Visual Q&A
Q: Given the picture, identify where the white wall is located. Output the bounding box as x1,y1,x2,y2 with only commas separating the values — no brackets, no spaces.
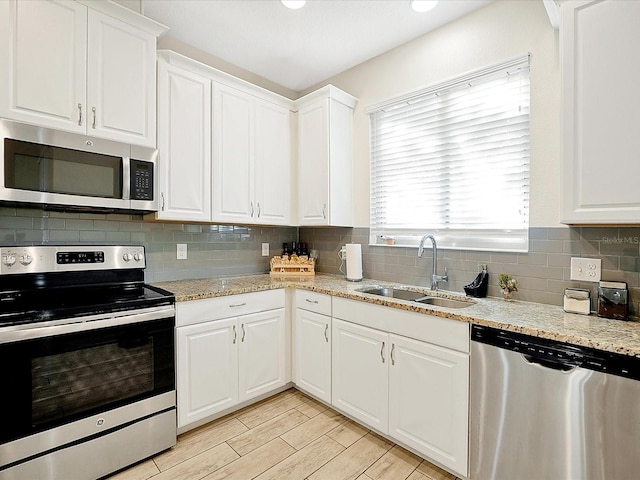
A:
302,0,561,228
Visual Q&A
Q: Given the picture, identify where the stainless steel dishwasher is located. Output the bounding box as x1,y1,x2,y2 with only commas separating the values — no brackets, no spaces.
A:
470,324,640,480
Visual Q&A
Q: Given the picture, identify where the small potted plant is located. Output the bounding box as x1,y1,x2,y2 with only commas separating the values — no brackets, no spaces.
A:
498,273,518,300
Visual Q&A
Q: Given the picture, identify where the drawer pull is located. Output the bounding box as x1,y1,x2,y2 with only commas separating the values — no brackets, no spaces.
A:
241,324,246,342
78,103,83,126
232,325,237,344
391,343,396,366
381,341,385,363
305,299,319,304
324,324,329,342
229,302,247,308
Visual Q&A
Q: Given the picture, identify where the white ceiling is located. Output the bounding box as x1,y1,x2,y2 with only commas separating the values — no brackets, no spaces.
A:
141,0,493,92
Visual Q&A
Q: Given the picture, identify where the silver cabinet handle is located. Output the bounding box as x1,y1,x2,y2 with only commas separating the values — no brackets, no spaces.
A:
391,343,396,366
91,106,96,129
322,203,327,219
241,324,246,342
257,202,261,218
161,192,165,211
305,299,319,304
324,324,329,342
381,341,385,363
229,302,246,308
78,103,83,126
250,202,254,217
232,325,237,344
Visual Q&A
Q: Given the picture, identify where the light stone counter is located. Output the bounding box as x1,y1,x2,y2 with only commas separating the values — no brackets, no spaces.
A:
154,273,640,358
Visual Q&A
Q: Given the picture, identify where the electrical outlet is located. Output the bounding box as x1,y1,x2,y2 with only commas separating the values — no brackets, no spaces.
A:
176,243,187,260
261,243,269,257
570,257,601,282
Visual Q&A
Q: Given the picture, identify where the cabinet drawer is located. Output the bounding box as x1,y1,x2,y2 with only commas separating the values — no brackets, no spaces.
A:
295,290,332,316
176,289,285,327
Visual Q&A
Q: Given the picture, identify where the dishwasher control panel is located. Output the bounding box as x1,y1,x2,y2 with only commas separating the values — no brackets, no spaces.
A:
472,324,640,381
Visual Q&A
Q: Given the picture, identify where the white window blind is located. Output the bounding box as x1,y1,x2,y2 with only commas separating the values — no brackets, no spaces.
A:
368,56,530,252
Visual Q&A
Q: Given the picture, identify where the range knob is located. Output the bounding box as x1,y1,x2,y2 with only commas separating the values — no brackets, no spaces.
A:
122,253,132,262
133,252,144,262
19,254,33,266
3,254,16,267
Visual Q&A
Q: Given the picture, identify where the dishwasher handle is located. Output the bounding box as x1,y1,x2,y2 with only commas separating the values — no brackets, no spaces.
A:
522,354,577,372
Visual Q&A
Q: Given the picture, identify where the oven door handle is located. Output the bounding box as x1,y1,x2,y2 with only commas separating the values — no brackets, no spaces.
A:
0,305,175,344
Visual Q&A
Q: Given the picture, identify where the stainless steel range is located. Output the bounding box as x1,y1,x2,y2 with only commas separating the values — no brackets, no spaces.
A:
0,245,176,480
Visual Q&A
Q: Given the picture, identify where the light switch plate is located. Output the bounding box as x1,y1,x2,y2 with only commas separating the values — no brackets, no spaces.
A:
570,257,601,282
261,243,269,257
177,243,187,260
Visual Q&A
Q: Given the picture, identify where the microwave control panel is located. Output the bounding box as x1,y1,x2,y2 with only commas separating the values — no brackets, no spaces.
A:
130,159,153,201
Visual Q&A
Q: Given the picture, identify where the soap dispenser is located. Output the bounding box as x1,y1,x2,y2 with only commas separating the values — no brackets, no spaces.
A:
464,266,488,298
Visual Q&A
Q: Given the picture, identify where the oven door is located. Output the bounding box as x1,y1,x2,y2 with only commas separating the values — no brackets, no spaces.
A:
0,306,175,470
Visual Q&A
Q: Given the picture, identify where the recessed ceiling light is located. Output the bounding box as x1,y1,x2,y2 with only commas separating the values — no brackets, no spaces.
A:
411,0,439,13
281,0,306,9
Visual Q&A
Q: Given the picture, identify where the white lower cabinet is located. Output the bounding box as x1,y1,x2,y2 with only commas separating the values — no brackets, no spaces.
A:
331,297,469,477
175,288,469,477
294,291,333,403
177,318,238,427
332,318,389,433
239,309,286,402
388,334,469,476
176,290,286,430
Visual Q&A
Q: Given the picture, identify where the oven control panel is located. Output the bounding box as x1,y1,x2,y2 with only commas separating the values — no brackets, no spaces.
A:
0,246,146,274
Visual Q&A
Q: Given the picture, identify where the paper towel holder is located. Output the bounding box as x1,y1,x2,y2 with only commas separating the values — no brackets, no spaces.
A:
339,244,363,282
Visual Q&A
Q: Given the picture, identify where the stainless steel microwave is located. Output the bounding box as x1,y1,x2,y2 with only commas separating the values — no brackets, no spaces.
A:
0,119,157,212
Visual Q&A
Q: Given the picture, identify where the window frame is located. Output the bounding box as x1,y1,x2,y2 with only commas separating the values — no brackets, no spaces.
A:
367,55,531,253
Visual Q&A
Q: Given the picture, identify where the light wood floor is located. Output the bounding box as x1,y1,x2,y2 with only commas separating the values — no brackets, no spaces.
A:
109,388,460,480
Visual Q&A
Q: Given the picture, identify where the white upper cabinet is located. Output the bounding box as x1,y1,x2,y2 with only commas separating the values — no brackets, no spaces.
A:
86,8,157,146
0,0,87,133
254,99,291,224
156,55,211,221
212,82,291,225
561,0,640,223
295,85,357,226
212,83,254,224
0,0,165,147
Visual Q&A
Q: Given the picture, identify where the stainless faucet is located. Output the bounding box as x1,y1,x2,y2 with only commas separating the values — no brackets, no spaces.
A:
418,234,448,291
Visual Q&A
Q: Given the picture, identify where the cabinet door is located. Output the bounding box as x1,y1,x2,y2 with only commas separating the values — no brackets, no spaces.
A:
176,318,238,428
212,83,254,223
297,101,330,225
332,318,388,433
156,61,211,221
87,9,156,146
294,309,331,403
254,99,291,225
561,0,640,223
388,334,469,477
0,0,86,132
238,309,286,402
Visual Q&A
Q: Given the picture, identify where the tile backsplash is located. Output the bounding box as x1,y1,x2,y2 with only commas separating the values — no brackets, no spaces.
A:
2,206,639,315
0,207,297,282
300,226,640,316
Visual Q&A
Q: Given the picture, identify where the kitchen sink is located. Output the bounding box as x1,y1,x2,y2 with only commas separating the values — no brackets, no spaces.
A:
357,287,426,301
357,287,474,309
414,297,473,309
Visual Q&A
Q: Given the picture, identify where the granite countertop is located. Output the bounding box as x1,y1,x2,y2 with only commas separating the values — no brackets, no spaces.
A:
153,273,640,358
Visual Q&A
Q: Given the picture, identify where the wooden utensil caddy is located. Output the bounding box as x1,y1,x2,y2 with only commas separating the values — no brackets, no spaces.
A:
269,255,315,276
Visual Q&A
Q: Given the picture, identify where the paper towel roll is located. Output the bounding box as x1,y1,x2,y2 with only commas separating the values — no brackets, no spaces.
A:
346,243,363,281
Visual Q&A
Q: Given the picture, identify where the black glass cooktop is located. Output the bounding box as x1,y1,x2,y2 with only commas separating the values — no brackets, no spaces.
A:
0,274,174,327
